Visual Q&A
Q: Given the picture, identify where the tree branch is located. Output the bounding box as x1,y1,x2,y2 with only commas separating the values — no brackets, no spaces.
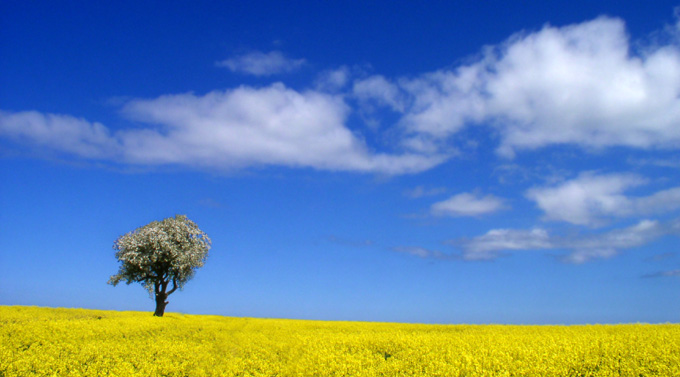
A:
167,277,179,296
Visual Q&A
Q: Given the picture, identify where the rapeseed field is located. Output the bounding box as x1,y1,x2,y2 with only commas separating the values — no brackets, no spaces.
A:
1,306,678,376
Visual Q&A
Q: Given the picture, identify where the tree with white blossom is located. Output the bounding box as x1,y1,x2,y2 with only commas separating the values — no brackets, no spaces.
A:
109,215,211,316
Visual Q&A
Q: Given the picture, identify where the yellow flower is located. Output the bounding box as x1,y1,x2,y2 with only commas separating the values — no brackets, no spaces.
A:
1,306,679,376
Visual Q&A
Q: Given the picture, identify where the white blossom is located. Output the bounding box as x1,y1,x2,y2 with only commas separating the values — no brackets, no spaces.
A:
109,215,211,302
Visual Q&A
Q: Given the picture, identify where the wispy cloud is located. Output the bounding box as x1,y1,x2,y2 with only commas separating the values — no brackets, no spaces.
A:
217,51,306,76
353,75,406,112
452,228,552,261
644,252,677,262
642,269,680,278
628,157,680,169
404,185,447,199
526,172,680,226
315,66,351,92
430,192,507,217
0,111,119,159
392,246,452,260
198,198,223,209
451,218,680,263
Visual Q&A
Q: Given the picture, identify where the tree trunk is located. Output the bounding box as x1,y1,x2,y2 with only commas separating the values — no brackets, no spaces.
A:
154,294,168,317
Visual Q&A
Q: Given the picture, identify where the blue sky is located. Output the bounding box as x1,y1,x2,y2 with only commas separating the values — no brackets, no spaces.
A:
1,0,679,324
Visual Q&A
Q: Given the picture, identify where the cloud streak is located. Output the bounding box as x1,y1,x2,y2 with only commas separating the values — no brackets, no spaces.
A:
451,218,680,263
404,185,447,199
392,246,452,260
526,172,680,226
642,269,680,278
217,51,306,76
430,192,507,217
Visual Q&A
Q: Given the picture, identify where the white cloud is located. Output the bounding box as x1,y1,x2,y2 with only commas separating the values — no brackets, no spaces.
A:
6,15,680,175
629,156,680,169
0,111,119,159
315,66,351,92
455,218,678,263
643,269,680,278
0,84,446,174
119,84,358,169
404,185,447,199
485,17,680,157
217,51,306,76
392,246,449,259
634,187,680,215
526,172,680,226
366,16,680,157
454,228,552,260
526,172,646,226
561,219,665,263
430,192,507,217
398,67,488,138
353,75,406,112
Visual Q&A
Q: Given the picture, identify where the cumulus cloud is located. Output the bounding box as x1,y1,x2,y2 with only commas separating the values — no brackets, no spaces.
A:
526,172,680,226
0,84,447,174
217,51,306,76
359,16,680,157
452,218,679,263
430,192,507,217
481,17,680,157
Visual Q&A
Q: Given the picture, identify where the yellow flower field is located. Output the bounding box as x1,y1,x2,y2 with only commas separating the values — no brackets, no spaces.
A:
1,306,678,376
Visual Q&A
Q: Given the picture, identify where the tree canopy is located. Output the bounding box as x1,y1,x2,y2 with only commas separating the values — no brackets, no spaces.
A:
109,215,211,316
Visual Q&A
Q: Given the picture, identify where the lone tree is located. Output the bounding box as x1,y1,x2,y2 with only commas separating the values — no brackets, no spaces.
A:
109,215,211,316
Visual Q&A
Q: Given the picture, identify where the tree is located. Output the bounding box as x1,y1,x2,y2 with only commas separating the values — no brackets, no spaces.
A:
109,215,211,316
